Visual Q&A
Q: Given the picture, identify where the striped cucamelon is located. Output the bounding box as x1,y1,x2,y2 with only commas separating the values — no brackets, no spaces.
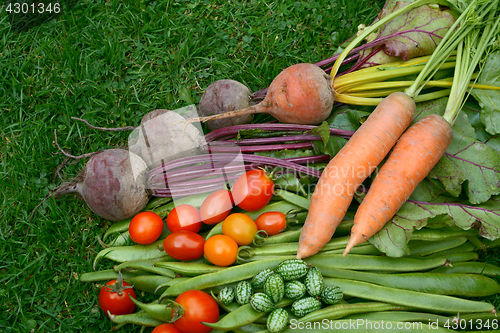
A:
291,297,322,317
235,281,253,305
251,268,274,288
305,266,324,297
267,308,289,333
284,280,307,299
321,285,343,304
276,259,309,281
218,286,235,305
250,292,275,313
264,273,285,303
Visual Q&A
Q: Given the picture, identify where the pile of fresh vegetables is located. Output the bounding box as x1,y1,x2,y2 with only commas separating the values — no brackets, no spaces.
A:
51,0,500,331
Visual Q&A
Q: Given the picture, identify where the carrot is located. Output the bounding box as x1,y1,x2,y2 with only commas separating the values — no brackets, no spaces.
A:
296,92,416,259
343,114,453,255
190,63,334,125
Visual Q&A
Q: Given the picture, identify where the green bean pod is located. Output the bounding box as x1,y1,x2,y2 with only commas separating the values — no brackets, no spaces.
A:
160,257,294,299
345,310,451,327
423,242,475,258
114,259,176,277
125,275,172,294
315,266,500,297
274,189,310,210
205,222,224,240
304,254,447,272
93,239,171,269
426,251,479,263
483,238,500,249
322,244,381,255
430,262,500,276
129,297,181,322
297,302,412,323
155,277,192,294
323,277,495,313
410,228,479,241
145,197,173,211
80,269,149,282
203,298,294,331
243,201,303,220
408,237,467,256
233,323,267,333
108,311,164,327
450,312,499,329
155,262,227,276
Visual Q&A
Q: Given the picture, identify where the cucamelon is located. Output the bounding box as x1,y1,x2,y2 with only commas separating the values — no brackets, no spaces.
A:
304,266,323,297
321,285,343,305
250,292,275,313
218,286,235,305
251,268,274,288
275,259,309,281
264,273,285,303
284,280,306,299
235,280,253,305
267,308,289,333
291,297,322,317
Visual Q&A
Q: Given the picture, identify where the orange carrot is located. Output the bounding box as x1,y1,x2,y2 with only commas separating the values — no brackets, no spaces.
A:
343,114,453,256
296,92,416,259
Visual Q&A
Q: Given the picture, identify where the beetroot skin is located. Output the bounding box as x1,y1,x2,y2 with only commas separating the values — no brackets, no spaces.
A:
76,149,150,221
198,79,253,131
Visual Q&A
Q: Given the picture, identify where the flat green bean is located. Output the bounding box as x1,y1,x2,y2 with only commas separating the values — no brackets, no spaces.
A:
203,298,294,331
411,228,479,241
483,238,500,249
243,201,303,220
426,251,479,263
205,222,223,240
345,311,450,327
450,312,499,329
109,311,164,327
155,277,192,294
322,244,381,255
408,237,467,256
233,323,267,333
274,189,310,210
323,277,495,313
467,236,486,250
264,229,302,245
160,257,294,298
430,262,500,276
80,269,149,282
145,197,172,210
304,254,447,272
93,239,171,269
298,302,412,323
114,259,176,277
130,297,176,322
316,266,500,297
423,242,475,258
155,262,227,276
125,275,172,294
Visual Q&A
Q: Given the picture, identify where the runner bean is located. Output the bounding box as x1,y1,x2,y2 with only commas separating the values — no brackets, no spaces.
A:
125,275,172,294
430,262,500,276
304,254,447,272
129,297,176,322
160,257,295,299
323,277,495,313
408,237,467,256
344,311,450,327
79,269,148,282
274,189,310,210
427,251,479,263
410,228,479,241
316,266,500,297
108,311,164,327
154,262,227,276
243,201,303,220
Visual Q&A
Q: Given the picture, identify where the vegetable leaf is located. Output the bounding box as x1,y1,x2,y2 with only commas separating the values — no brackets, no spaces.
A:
370,195,500,257
360,2,456,63
471,52,500,135
306,121,330,146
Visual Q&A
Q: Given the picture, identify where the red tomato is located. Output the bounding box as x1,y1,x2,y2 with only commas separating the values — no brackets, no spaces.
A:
173,290,219,333
167,204,202,233
98,275,137,317
222,213,258,246
255,211,287,236
200,189,234,225
152,323,182,333
129,211,164,245
163,230,205,261
231,169,274,211
204,234,238,267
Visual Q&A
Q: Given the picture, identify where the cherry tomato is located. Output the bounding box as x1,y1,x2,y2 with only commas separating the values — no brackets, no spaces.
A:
173,290,219,333
204,234,238,267
200,189,234,225
98,273,137,317
163,230,205,261
152,323,182,333
231,169,274,211
255,211,287,236
222,213,258,246
167,204,202,233
129,211,164,245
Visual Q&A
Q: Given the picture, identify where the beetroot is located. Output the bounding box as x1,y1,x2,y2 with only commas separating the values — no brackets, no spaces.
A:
128,109,204,169
190,63,334,125
198,79,253,131
57,149,150,221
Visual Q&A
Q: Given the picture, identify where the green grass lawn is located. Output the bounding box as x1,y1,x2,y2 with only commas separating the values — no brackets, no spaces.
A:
1,0,498,332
